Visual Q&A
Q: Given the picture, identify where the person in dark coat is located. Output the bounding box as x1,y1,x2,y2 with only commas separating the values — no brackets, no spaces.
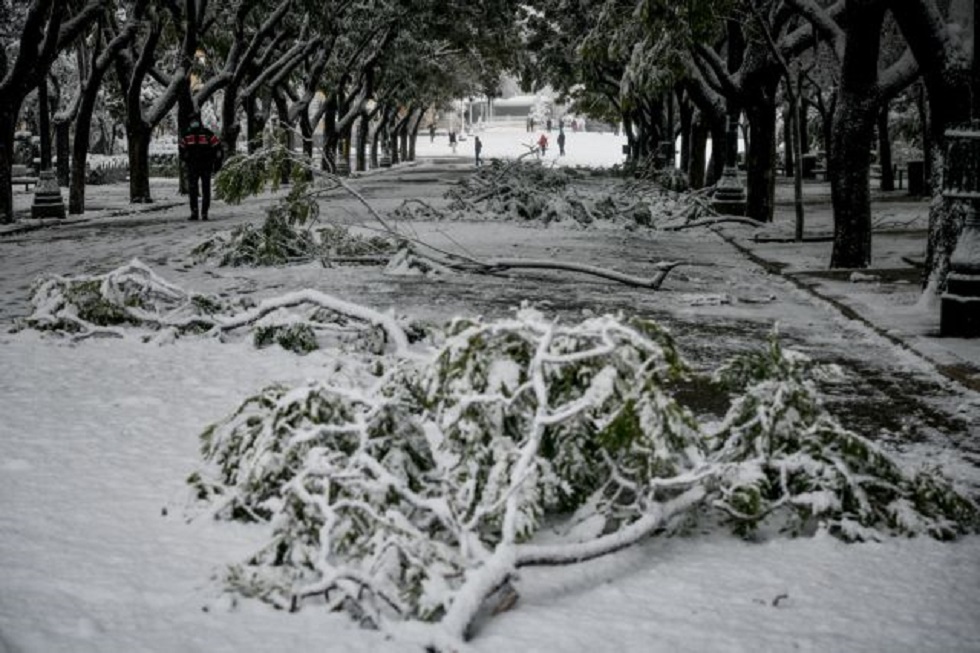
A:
557,128,566,156
179,113,223,221
474,136,483,167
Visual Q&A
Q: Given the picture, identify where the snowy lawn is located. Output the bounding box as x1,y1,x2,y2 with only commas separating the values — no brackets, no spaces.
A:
1,127,979,652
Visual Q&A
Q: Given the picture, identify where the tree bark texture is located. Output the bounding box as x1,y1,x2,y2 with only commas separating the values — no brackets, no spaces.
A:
69,61,108,214
126,123,152,203
829,0,888,269
55,119,70,186
689,117,708,190
783,104,794,177
877,105,894,191
38,79,52,170
892,0,974,290
0,104,16,223
744,87,779,223
355,112,369,171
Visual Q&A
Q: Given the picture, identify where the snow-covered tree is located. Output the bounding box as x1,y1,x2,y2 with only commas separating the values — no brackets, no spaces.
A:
0,0,103,223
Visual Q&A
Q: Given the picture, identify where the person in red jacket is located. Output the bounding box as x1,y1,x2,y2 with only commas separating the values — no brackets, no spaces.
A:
538,133,549,157
179,113,223,221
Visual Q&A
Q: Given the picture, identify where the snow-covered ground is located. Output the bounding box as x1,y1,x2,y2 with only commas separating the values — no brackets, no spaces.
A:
1,126,978,652
415,121,629,168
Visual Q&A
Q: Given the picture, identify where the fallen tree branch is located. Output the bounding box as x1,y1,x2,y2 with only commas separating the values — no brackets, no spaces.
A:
402,247,682,290
212,288,418,358
752,234,833,243
664,216,766,231
516,486,707,567
432,485,707,645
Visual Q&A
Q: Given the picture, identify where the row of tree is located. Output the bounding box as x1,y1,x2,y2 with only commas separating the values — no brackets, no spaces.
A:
1,0,975,292
521,0,977,291
0,0,523,222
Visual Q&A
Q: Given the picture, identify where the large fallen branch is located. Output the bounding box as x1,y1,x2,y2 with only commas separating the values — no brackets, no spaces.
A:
664,216,766,231
434,252,680,289
212,288,417,358
24,260,423,358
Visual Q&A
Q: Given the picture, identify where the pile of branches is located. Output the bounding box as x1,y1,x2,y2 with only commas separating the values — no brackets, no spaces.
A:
191,214,396,268
188,304,978,647
390,159,722,229
20,259,419,355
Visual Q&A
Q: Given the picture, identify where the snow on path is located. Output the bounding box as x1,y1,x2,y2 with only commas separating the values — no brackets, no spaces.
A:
0,333,400,653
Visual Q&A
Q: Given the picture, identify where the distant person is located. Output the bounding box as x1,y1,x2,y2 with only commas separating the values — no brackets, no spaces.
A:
449,131,457,154
429,123,436,142
538,133,548,157
474,136,483,167
179,112,223,221
557,128,566,156
546,118,552,132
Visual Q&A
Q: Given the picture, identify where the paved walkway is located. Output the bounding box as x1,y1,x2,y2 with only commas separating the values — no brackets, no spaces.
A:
2,165,977,466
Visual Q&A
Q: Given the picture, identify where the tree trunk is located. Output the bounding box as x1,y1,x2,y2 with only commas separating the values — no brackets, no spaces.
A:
69,63,107,215
390,127,400,165
126,122,153,203
829,0,888,269
877,104,894,191
322,105,337,172
399,124,408,162
915,82,932,195
274,93,290,185
706,115,726,185
55,119,70,186
38,79,52,170
789,71,806,241
783,104,794,177
355,112,369,171
689,116,708,190
371,113,385,168
623,115,637,163
408,108,424,161
221,82,242,156
0,102,16,223
891,0,974,290
300,112,314,160
246,96,268,154
68,107,92,214
678,92,693,176
744,94,778,223
799,97,811,154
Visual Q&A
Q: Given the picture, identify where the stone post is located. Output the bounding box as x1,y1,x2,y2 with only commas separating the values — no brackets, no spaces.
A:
31,169,66,219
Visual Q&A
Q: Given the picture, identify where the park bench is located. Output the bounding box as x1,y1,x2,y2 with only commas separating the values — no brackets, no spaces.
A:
11,164,38,191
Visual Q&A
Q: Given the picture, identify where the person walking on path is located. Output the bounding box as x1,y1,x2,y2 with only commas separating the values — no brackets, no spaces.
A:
429,123,436,142
474,136,483,167
537,133,548,157
557,128,566,156
179,113,223,221
449,131,458,154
